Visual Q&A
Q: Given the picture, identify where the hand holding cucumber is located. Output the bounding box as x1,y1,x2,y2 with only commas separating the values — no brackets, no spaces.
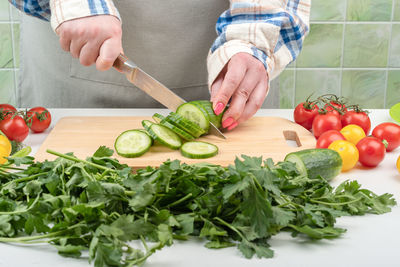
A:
210,52,269,130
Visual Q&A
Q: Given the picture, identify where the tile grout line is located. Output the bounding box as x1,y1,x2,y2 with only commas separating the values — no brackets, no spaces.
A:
339,0,348,98
8,3,18,105
292,59,297,108
383,0,396,108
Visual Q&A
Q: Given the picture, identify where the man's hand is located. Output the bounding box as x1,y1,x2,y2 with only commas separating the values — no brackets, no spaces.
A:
56,15,122,71
211,53,269,130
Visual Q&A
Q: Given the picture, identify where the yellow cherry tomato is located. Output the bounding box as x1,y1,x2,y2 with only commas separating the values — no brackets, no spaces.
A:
0,135,12,156
397,155,400,173
328,140,359,172
0,145,9,164
340,124,366,145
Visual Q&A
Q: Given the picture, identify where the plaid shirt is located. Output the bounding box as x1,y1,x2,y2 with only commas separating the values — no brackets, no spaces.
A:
9,0,310,86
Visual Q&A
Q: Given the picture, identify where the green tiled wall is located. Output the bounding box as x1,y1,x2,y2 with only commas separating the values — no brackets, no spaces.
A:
282,0,400,109
0,1,399,109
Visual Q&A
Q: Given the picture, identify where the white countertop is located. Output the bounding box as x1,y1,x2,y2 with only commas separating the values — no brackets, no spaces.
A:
1,109,399,267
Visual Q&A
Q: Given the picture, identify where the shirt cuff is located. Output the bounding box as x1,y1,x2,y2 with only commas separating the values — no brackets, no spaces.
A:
50,0,121,31
207,40,274,88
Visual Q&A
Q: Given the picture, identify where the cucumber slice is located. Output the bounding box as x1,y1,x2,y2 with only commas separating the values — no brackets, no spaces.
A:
165,112,205,138
180,141,218,159
190,100,224,129
176,103,210,132
159,120,196,141
114,130,152,158
142,120,182,150
284,149,342,181
152,113,166,124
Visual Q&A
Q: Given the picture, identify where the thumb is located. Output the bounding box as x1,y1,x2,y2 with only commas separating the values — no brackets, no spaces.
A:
96,37,123,71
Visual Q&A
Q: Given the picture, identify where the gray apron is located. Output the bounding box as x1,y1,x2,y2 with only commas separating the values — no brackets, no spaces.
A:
19,0,279,108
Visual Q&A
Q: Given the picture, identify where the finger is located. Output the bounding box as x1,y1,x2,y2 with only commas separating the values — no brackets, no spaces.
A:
70,38,86,58
236,80,269,125
221,69,261,128
59,31,71,52
79,40,102,66
96,37,122,71
212,58,247,114
210,74,224,102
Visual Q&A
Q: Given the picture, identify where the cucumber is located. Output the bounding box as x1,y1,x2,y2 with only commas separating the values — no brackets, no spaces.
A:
160,120,196,141
190,100,224,129
114,130,152,158
165,112,205,138
152,113,165,124
180,141,218,159
176,103,210,132
284,149,342,181
142,120,182,150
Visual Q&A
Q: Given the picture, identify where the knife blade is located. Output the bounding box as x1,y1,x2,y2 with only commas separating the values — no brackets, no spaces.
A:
113,54,226,139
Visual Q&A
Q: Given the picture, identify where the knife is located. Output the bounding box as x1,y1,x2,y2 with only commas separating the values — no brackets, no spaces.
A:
113,54,226,139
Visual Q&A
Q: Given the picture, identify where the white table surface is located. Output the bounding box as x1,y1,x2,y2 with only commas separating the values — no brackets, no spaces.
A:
1,109,399,267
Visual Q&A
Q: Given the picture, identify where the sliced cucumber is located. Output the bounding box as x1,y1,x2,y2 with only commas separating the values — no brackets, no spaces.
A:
190,100,224,129
176,103,210,133
165,112,205,138
142,120,182,150
152,113,166,124
114,130,152,158
159,120,196,141
180,141,218,159
284,149,342,181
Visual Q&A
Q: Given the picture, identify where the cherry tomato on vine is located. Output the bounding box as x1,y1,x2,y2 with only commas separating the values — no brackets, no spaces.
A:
341,110,371,135
312,112,342,139
26,107,52,133
328,140,359,172
324,102,347,117
356,137,386,167
316,130,345,149
0,103,17,119
372,122,400,152
0,115,29,142
294,102,319,130
340,124,366,145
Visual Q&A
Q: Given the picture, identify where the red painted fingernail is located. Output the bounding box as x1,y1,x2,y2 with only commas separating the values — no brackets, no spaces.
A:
214,102,225,115
227,122,238,131
222,117,234,128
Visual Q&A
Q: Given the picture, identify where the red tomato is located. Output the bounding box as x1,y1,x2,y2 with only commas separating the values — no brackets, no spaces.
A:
372,122,400,152
26,107,52,133
0,103,17,119
356,137,386,167
312,113,342,139
341,110,371,135
0,115,29,142
324,102,347,117
294,102,319,130
316,130,345,149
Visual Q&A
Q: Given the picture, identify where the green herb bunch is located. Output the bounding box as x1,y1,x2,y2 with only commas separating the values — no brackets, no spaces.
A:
0,147,396,266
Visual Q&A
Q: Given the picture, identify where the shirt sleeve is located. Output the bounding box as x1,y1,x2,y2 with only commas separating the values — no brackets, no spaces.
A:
207,0,310,86
8,0,120,30
49,0,121,31
8,0,51,21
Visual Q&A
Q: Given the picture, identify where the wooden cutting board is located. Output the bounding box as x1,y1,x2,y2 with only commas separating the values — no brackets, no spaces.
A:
35,116,316,169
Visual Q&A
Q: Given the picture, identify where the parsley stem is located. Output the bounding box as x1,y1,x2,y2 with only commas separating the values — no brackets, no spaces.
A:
0,223,85,243
0,166,25,171
1,172,48,189
140,235,149,252
214,217,246,241
310,197,363,206
167,193,193,208
46,149,116,173
126,242,164,267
